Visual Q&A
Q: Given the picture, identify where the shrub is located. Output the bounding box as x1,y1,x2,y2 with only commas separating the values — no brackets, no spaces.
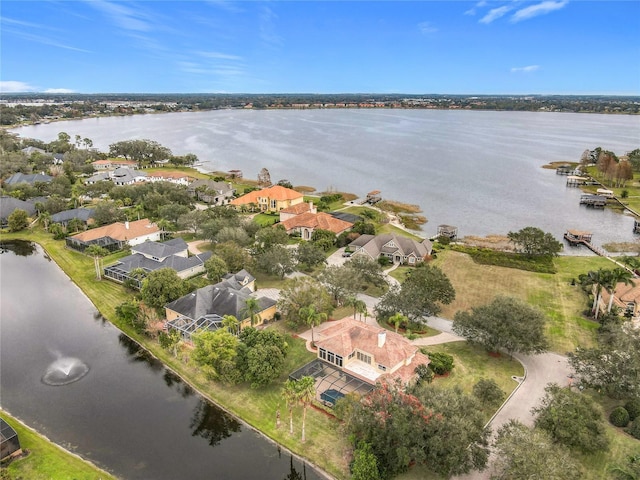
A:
625,398,640,421
427,351,455,375
610,407,631,427
628,420,640,440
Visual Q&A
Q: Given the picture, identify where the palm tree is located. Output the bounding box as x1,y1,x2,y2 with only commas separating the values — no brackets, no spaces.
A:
222,314,240,336
605,268,635,313
39,211,51,232
299,305,327,347
297,376,316,443
355,299,368,322
85,245,109,280
389,312,407,333
241,297,261,327
580,268,611,320
282,379,298,435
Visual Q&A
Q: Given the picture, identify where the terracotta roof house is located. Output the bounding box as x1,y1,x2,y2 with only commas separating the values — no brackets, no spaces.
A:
187,179,235,205
279,201,315,221
349,234,433,266
598,281,640,325
65,219,161,252
280,211,353,240
0,196,37,227
3,172,53,186
103,238,212,288
230,185,303,212
165,273,277,340
313,318,430,385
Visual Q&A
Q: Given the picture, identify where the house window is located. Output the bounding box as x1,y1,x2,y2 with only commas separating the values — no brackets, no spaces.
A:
348,351,355,360
319,348,343,367
270,200,277,209
357,352,371,364
378,364,387,372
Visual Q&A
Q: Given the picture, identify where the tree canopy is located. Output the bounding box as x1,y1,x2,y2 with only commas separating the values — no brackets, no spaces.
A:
375,264,455,323
277,277,333,328
452,296,548,356
140,268,189,309
532,383,609,454
507,226,562,257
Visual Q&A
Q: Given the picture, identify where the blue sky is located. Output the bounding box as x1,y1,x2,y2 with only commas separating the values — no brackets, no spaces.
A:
1,1,639,95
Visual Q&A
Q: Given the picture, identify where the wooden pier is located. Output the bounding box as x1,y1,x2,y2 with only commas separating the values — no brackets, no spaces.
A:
566,175,590,187
564,230,605,256
436,224,458,240
556,165,573,175
580,194,607,208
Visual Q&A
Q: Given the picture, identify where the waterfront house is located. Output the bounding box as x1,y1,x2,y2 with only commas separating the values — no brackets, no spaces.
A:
230,185,303,213
0,196,37,227
0,418,22,462
91,159,138,170
349,233,433,265
50,207,95,228
146,171,193,186
280,210,353,239
66,218,161,252
103,238,212,288
312,318,430,385
187,179,235,205
598,282,640,325
165,272,277,341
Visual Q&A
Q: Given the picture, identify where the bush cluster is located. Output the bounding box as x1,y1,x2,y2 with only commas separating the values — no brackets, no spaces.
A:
609,406,630,427
426,351,455,375
450,245,557,274
625,398,640,421
628,420,640,440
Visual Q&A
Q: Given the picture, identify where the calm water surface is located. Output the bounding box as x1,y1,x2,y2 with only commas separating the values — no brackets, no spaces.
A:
12,109,640,245
0,242,323,480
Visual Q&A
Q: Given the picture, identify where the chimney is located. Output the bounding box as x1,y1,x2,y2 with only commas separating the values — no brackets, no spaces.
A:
378,331,386,348
125,221,130,230
309,201,317,214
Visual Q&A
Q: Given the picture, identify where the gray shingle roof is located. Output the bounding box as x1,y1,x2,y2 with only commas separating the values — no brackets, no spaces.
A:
0,196,37,221
4,172,53,186
51,208,95,224
132,238,187,259
166,273,276,321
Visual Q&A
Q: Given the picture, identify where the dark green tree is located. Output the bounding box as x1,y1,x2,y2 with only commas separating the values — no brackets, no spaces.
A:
532,383,609,454
507,226,562,257
492,420,583,480
453,296,548,356
7,209,29,232
140,268,189,309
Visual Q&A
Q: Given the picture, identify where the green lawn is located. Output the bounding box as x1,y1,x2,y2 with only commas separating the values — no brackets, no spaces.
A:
0,410,117,480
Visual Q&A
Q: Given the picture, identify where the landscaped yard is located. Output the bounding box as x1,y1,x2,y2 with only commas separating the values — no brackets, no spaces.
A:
0,409,116,480
432,250,611,353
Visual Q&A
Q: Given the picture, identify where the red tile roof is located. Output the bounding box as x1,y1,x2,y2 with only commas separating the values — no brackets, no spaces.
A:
231,185,303,205
280,212,353,234
69,219,160,242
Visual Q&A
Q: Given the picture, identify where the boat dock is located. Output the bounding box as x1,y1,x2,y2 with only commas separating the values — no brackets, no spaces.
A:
580,194,608,208
563,230,606,256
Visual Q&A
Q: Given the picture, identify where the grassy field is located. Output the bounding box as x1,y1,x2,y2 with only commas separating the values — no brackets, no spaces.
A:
0,410,117,480
432,250,611,353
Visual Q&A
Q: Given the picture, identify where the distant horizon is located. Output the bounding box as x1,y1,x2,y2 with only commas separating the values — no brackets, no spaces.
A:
2,1,638,96
2,92,639,98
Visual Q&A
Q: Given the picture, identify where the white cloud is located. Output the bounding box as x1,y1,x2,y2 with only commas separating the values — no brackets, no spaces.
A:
89,0,152,32
45,88,75,93
511,1,568,22
197,51,243,61
0,81,37,93
511,65,540,73
418,21,438,34
465,1,487,16
480,6,512,24
259,6,283,47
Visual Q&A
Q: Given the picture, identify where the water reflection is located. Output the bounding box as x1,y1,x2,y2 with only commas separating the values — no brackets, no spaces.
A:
283,454,307,480
163,370,194,399
0,240,36,256
189,399,242,446
117,333,163,373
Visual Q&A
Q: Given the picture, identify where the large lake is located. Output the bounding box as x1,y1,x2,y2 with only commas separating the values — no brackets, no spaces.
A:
0,242,324,480
12,109,640,246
